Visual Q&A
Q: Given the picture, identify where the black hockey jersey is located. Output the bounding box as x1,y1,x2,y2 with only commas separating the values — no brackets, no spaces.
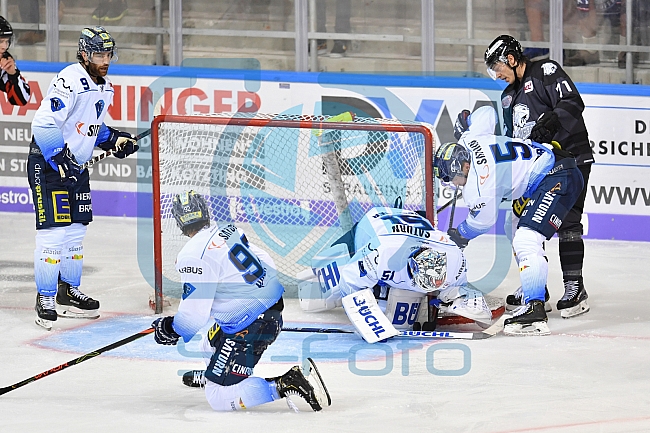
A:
501,59,594,165
0,52,31,106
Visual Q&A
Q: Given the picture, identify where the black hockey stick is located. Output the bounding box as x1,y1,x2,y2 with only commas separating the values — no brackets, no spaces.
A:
436,190,463,213
282,316,506,340
0,327,154,396
81,128,151,170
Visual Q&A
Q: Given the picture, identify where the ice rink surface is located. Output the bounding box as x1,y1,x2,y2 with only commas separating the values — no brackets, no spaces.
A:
2,212,650,433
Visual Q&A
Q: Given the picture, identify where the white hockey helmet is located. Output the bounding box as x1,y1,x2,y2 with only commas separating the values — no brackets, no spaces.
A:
409,248,448,292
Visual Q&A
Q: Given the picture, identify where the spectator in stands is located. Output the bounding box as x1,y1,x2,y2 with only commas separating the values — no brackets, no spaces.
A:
92,0,128,22
522,0,550,61
315,0,351,57
17,0,64,45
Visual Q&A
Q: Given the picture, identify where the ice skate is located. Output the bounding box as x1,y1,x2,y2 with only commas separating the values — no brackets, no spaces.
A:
56,280,100,319
503,300,550,336
35,293,57,331
269,358,330,412
182,370,206,388
441,289,492,324
557,279,589,319
505,286,551,312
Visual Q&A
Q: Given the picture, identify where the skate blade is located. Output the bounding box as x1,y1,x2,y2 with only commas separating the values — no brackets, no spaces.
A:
35,317,53,331
506,302,552,313
560,300,589,319
503,321,551,336
56,306,100,319
305,357,331,409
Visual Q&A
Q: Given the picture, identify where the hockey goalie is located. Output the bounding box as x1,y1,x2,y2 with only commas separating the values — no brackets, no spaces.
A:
298,206,493,343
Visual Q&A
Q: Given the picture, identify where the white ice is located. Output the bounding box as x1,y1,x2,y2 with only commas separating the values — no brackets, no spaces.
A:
1,213,650,433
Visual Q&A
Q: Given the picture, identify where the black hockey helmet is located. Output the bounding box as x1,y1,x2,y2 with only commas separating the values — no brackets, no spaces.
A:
172,190,211,236
77,26,117,63
433,142,471,183
0,16,14,47
484,35,523,79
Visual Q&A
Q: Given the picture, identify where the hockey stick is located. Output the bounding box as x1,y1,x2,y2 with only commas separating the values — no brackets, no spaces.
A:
436,191,463,213
0,328,154,396
282,315,506,340
81,128,152,170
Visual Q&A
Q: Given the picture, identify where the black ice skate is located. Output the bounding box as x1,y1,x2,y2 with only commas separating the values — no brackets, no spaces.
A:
503,300,550,336
557,279,589,319
35,293,57,331
269,358,331,412
182,370,207,388
56,280,100,319
505,286,551,312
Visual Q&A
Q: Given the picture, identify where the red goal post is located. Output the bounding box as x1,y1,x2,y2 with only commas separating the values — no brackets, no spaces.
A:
150,113,436,313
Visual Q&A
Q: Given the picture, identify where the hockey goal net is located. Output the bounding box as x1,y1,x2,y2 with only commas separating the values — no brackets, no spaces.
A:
151,113,436,313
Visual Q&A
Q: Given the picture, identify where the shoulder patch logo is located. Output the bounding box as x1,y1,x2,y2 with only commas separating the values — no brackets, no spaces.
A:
501,94,512,108
95,100,105,118
541,62,557,76
524,80,534,93
50,97,65,112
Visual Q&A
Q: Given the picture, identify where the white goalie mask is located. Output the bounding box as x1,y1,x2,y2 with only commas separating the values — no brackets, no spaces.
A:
409,248,447,292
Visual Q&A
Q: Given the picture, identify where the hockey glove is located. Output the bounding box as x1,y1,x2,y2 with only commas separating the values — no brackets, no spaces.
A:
530,111,561,143
50,144,81,187
453,109,471,140
98,127,139,159
512,197,530,218
152,316,181,345
447,228,470,249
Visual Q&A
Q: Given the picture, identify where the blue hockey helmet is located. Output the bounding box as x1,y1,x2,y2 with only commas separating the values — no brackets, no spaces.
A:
171,190,211,236
77,26,117,63
433,142,471,183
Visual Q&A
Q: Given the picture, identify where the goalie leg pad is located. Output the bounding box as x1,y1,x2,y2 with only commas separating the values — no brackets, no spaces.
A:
342,289,399,343
383,287,425,330
297,269,341,313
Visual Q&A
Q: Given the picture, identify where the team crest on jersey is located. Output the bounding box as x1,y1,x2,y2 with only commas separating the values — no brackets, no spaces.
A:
524,80,534,93
95,100,105,118
501,94,512,108
50,97,65,112
513,103,530,128
541,62,557,76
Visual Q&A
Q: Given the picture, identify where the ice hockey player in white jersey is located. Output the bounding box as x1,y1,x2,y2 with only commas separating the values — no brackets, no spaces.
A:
299,206,492,343
151,191,330,412
27,26,140,330
435,106,584,336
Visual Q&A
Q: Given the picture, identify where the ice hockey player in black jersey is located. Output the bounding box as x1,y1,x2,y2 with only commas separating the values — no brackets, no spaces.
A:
483,35,592,319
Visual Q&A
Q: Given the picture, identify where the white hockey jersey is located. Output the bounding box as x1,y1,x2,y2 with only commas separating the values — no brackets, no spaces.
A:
32,62,114,166
336,207,467,297
456,106,555,238
172,224,284,341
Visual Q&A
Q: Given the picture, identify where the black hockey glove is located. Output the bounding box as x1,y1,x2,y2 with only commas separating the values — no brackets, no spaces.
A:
50,144,81,187
453,109,471,140
152,316,181,345
447,228,470,249
529,111,561,143
98,127,139,159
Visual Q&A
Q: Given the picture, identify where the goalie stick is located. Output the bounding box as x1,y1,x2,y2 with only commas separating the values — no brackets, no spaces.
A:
81,128,152,170
0,328,154,396
282,314,507,340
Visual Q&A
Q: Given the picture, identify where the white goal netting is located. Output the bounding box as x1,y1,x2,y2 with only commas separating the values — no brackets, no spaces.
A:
152,113,435,299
